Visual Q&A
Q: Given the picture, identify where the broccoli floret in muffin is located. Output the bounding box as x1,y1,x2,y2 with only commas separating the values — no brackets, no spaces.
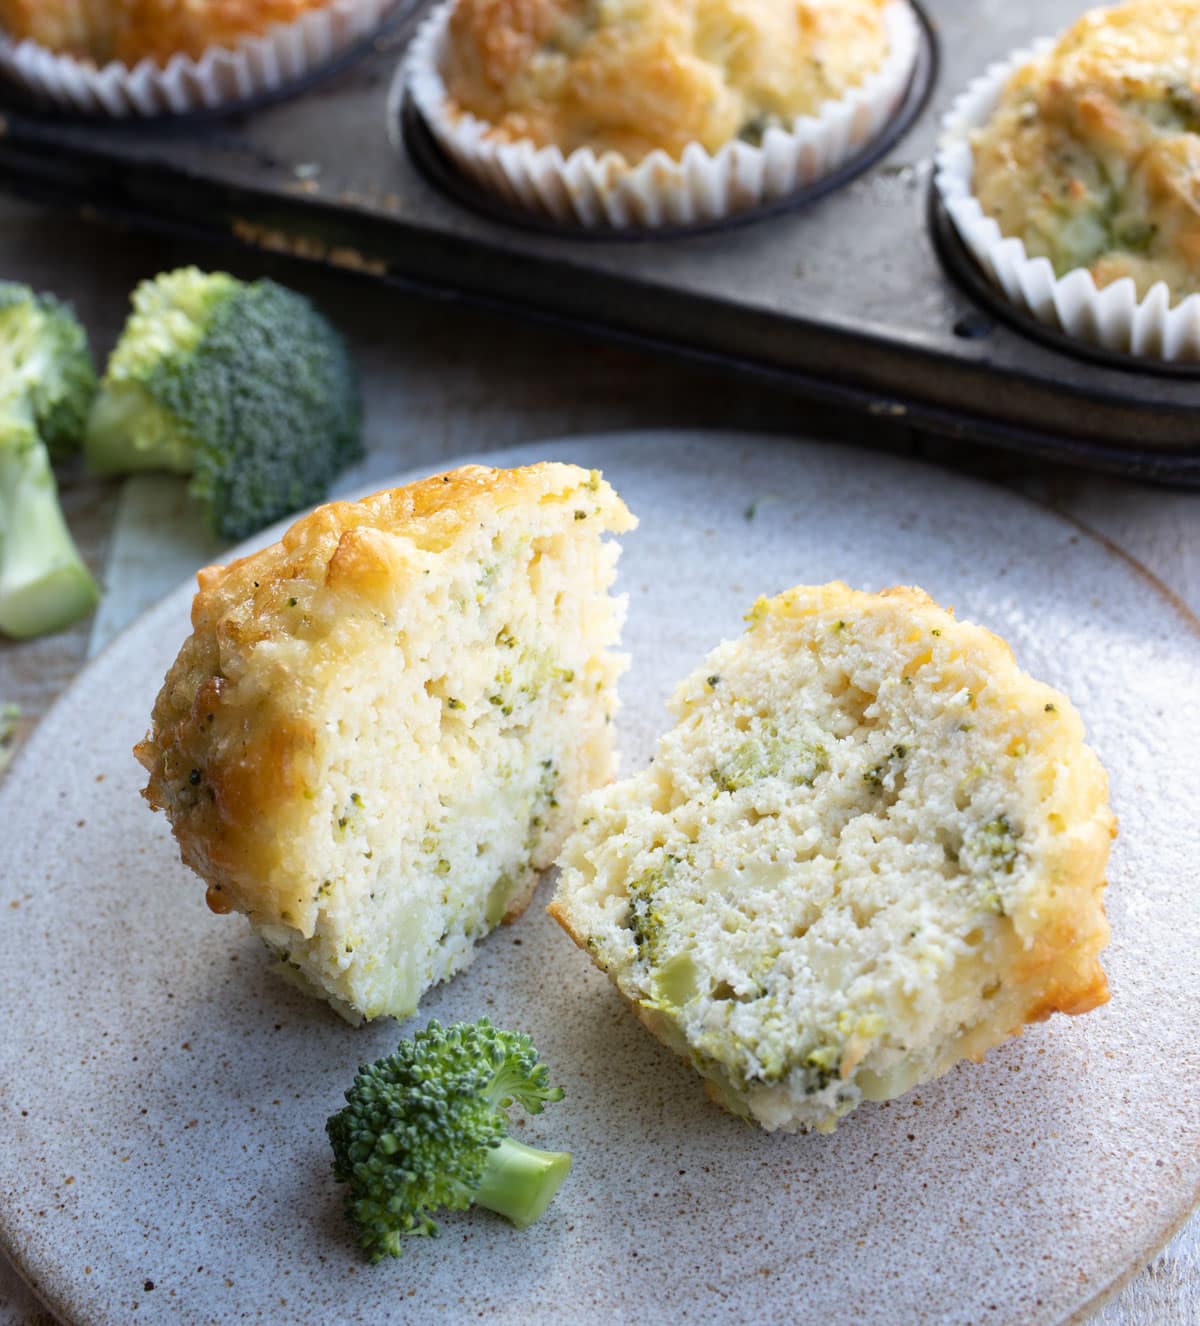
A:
552,583,1115,1133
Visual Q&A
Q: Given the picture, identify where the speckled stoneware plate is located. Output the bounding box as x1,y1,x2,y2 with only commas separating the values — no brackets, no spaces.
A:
1,433,1198,1326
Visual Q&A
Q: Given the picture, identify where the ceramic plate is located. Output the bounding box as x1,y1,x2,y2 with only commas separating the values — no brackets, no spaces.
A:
2,433,1198,1326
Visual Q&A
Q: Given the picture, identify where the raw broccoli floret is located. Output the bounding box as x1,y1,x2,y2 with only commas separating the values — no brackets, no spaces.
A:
326,1018,571,1262
85,267,363,541
0,282,96,459
0,282,99,639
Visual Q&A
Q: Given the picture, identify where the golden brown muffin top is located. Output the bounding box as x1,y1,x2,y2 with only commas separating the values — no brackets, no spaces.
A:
442,0,894,162
972,1,1200,302
0,0,334,65
135,463,635,933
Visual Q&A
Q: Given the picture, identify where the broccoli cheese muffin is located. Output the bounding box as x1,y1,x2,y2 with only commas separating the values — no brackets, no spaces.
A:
972,2,1200,303
137,464,635,1023
0,0,337,64
936,1,1200,359
406,0,920,227
552,583,1115,1133
0,0,392,116
443,0,894,162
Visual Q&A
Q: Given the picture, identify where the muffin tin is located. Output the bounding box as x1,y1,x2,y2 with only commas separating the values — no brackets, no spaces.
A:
0,0,1197,481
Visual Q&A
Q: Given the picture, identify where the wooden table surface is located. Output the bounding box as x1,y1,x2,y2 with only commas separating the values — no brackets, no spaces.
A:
0,195,1196,1325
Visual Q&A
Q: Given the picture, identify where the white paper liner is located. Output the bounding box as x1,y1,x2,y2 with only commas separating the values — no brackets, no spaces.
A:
934,39,1200,363
0,0,397,118
404,0,920,229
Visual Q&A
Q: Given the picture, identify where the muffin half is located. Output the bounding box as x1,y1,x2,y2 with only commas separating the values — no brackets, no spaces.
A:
552,583,1115,1132
137,464,635,1022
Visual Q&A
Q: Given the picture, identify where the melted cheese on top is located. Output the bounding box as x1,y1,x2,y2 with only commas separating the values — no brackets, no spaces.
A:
443,0,893,162
973,1,1200,302
0,0,333,64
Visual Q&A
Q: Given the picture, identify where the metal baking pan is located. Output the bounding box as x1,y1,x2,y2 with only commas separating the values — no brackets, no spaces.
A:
0,0,1197,483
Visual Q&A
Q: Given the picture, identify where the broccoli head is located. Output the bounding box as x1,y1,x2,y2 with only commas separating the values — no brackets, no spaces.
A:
326,1018,571,1262
0,281,96,460
85,267,363,541
0,283,99,638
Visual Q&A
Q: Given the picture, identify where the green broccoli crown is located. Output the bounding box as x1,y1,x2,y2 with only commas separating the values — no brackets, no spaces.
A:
0,282,99,637
0,281,96,459
86,267,363,540
326,1018,569,1262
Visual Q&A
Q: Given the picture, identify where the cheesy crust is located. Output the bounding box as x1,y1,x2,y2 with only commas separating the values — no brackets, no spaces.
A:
972,1,1200,303
0,0,334,64
442,0,894,162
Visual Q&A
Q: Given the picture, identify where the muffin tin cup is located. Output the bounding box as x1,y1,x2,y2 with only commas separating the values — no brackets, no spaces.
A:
934,40,1200,365
0,0,396,118
405,0,920,231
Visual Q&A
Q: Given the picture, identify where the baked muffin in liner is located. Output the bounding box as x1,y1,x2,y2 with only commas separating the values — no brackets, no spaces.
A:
0,0,396,117
405,0,920,230
935,38,1200,364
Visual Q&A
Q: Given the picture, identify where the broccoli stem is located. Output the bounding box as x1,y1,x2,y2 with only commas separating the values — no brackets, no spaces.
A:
0,420,99,638
472,1136,572,1231
84,381,195,477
